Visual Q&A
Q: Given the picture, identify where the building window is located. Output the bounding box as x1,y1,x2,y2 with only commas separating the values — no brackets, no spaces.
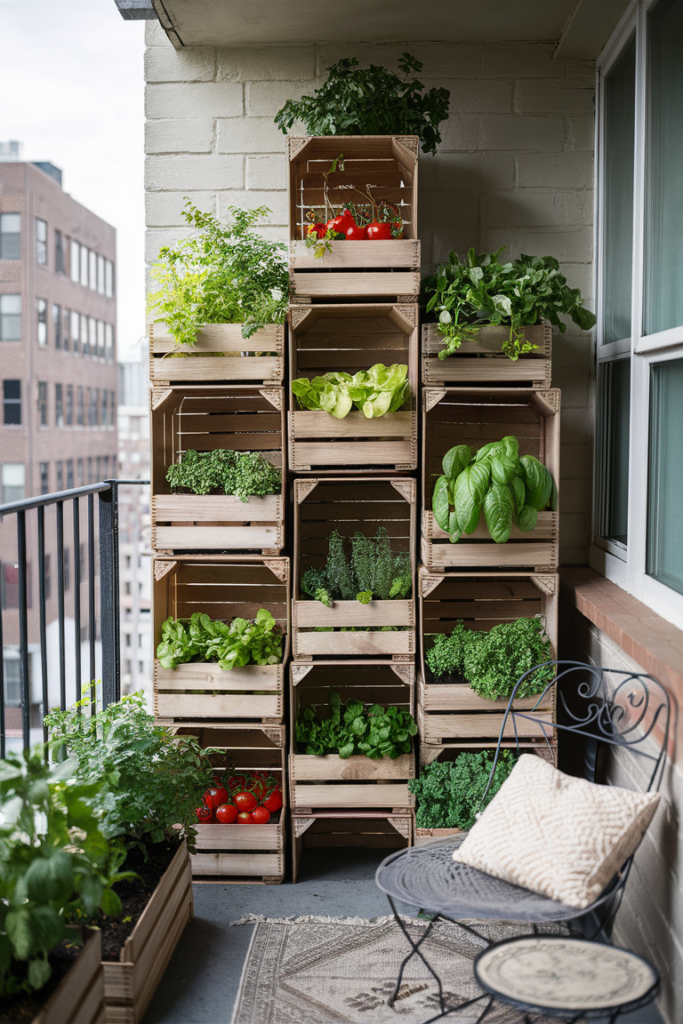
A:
88,388,97,427
62,308,70,352
2,463,25,503
0,295,21,341
105,259,114,298
97,320,104,359
110,391,116,427
77,386,84,426
39,462,49,494
0,214,20,260
77,457,83,486
55,460,63,491
71,310,80,354
36,218,47,265
97,254,105,295
105,323,114,363
66,459,74,490
2,570,19,611
66,384,73,426
3,380,21,425
55,229,65,274
53,303,62,349
80,314,88,356
37,381,47,426
88,250,97,291
88,317,96,358
87,456,93,484
55,383,63,427
70,239,79,282
101,391,108,430
80,245,88,287
37,299,47,346
96,455,102,481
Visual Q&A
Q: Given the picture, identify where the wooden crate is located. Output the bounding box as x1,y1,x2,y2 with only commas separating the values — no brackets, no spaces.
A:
293,477,416,659
414,826,462,846
103,840,192,1024
419,569,558,744
421,388,560,571
289,661,416,812
153,557,289,722
149,322,284,386
151,385,285,556
288,135,420,300
168,722,286,883
288,303,418,472
32,929,103,1024
422,322,552,388
292,812,412,883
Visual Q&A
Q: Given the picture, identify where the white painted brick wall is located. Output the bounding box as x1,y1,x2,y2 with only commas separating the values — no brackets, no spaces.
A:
144,24,596,565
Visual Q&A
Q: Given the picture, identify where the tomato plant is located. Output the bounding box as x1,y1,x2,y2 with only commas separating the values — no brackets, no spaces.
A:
216,803,238,824
204,783,229,810
250,807,271,825
234,791,258,813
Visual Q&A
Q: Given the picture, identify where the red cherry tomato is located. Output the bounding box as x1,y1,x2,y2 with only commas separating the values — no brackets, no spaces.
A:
227,774,247,792
233,791,258,813
237,811,252,824
345,222,367,241
250,807,271,825
195,806,214,824
203,784,229,810
215,803,238,824
262,789,283,813
366,221,393,241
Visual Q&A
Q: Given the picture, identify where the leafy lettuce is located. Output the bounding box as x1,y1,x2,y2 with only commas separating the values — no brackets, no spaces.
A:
292,363,411,419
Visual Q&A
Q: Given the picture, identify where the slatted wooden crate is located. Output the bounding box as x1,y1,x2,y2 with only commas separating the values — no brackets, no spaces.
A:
293,477,416,659
167,723,286,883
422,322,552,388
419,569,558,745
288,303,418,472
103,840,192,1024
421,388,560,571
288,136,420,300
289,661,416,813
32,929,103,1024
151,385,285,556
292,812,412,883
153,557,289,722
149,322,284,386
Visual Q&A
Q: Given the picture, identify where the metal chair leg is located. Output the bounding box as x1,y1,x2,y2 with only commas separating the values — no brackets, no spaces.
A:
386,896,446,1014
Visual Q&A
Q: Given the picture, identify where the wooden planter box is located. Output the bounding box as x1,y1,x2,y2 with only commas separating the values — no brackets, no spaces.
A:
292,812,412,883
415,826,462,846
150,322,284,386
419,568,558,748
422,322,552,388
288,303,418,472
103,840,192,1024
421,388,560,571
153,557,289,723
293,477,416,659
31,929,103,1024
289,661,416,813
168,723,286,882
151,385,285,556
288,135,420,301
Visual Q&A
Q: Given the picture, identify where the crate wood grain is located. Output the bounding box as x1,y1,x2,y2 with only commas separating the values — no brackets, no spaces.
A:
289,661,416,811
32,929,103,1024
415,827,462,846
422,322,552,388
288,303,418,472
151,386,285,555
103,840,192,1024
167,722,286,882
293,478,416,658
150,322,284,385
421,388,560,571
292,812,412,883
153,558,289,722
418,737,559,768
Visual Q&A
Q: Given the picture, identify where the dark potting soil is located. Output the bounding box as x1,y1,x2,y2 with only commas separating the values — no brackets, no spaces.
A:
425,667,470,686
0,934,85,1024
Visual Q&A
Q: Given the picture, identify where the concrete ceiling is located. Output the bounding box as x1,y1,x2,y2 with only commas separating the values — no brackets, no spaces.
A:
152,0,631,59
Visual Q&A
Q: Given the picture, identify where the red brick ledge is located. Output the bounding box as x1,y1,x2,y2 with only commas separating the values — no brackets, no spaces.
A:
560,566,683,693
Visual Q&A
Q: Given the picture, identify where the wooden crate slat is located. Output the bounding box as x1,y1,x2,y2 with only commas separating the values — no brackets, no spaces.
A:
156,693,282,719
419,709,554,742
35,930,103,1024
295,631,414,657
154,494,281,521
195,821,284,851
294,441,415,469
422,322,551,388
423,537,558,571
153,356,283,384
191,853,283,877
151,322,284,385
425,510,556,542
291,271,420,298
292,753,414,781
155,526,281,550
291,410,413,439
292,784,414,809
290,239,420,269
294,599,412,628
155,663,281,691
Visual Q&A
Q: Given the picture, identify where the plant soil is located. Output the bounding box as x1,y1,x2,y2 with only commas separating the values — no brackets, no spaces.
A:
425,667,470,687
0,934,86,1024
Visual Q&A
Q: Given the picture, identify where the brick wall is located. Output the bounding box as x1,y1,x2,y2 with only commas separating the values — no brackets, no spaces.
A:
144,22,596,565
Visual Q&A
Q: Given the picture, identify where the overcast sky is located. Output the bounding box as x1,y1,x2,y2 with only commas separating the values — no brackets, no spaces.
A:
0,0,145,361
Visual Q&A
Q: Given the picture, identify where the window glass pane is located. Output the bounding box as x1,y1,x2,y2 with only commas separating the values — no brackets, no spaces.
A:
0,294,21,341
71,310,80,353
644,0,683,335
70,240,80,282
52,304,62,349
597,357,631,546
97,255,105,294
0,213,21,260
80,246,88,287
647,358,683,593
36,218,47,264
602,38,635,345
3,379,21,425
55,229,65,274
37,299,47,346
89,250,97,290
81,314,88,355
2,463,25,503
105,259,113,298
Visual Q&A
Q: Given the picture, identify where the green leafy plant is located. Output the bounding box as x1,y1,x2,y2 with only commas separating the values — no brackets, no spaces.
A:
408,750,517,830
46,693,216,852
156,609,283,670
292,364,411,419
296,690,417,760
432,434,557,544
425,616,553,700
0,749,130,997
148,201,289,345
424,247,597,360
166,449,281,503
301,527,411,605
274,53,450,156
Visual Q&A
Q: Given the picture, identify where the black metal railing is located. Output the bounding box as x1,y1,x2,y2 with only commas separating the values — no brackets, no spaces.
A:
0,479,149,754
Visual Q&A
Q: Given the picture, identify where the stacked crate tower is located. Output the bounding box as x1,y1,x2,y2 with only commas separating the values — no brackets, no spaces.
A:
416,306,560,842
287,136,421,880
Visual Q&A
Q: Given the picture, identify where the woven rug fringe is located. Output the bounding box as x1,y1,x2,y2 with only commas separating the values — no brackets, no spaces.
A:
229,912,421,927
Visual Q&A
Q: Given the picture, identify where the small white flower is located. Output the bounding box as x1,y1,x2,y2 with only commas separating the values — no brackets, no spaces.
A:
439,309,452,325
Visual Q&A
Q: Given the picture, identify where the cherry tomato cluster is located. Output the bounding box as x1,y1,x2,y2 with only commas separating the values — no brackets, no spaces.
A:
307,206,399,242
195,773,283,826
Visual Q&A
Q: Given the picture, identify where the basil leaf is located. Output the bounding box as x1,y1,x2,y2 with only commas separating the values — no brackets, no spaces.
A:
520,454,553,510
432,475,451,532
442,444,472,480
484,483,514,543
517,504,538,532
490,454,518,486
510,476,526,515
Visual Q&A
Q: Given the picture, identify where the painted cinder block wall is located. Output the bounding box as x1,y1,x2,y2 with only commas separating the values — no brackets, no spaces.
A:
144,20,595,565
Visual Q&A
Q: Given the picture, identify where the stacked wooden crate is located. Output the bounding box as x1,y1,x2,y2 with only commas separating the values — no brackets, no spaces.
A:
287,136,421,878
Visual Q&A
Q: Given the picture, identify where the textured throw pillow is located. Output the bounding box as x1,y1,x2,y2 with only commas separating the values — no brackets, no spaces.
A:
452,754,660,909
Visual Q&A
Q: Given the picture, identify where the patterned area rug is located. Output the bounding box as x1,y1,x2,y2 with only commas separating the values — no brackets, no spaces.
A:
231,915,561,1023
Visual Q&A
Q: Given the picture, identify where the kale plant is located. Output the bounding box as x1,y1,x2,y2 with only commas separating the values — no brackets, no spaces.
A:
300,527,411,604
296,690,417,760
166,448,281,503
408,750,517,830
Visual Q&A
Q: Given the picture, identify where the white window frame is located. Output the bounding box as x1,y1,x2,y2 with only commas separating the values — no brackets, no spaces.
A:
592,0,683,629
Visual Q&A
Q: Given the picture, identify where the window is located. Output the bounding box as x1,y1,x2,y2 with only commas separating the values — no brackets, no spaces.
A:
105,323,113,362
66,459,73,489
55,383,63,427
39,462,49,494
110,391,116,427
70,240,80,282
96,455,102,480
55,460,63,490
3,380,21,425
97,320,104,359
66,384,73,426
62,308,69,352
88,388,97,427
37,381,47,426
101,391,108,429
80,245,88,287
36,218,47,264
105,259,114,298
88,250,97,291
97,255,105,295
88,318,96,358
2,657,21,705
77,386,84,426
77,458,83,486
55,229,65,273
53,303,62,349
37,299,47,346
2,463,25,503
0,214,20,260
71,310,80,354
0,295,21,341
80,314,88,356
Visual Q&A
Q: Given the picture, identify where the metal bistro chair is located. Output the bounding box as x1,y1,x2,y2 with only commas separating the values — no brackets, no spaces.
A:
375,661,671,1021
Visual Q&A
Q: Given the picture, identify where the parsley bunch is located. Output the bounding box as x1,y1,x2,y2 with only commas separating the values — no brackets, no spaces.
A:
166,448,280,504
301,527,411,605
296,689,417,760
408,751,517,830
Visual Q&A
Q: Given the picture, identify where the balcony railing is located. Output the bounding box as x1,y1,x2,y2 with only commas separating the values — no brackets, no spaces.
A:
0,479,149,754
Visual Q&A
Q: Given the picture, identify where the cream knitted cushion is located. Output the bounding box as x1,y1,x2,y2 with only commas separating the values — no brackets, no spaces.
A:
452,754,660,909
